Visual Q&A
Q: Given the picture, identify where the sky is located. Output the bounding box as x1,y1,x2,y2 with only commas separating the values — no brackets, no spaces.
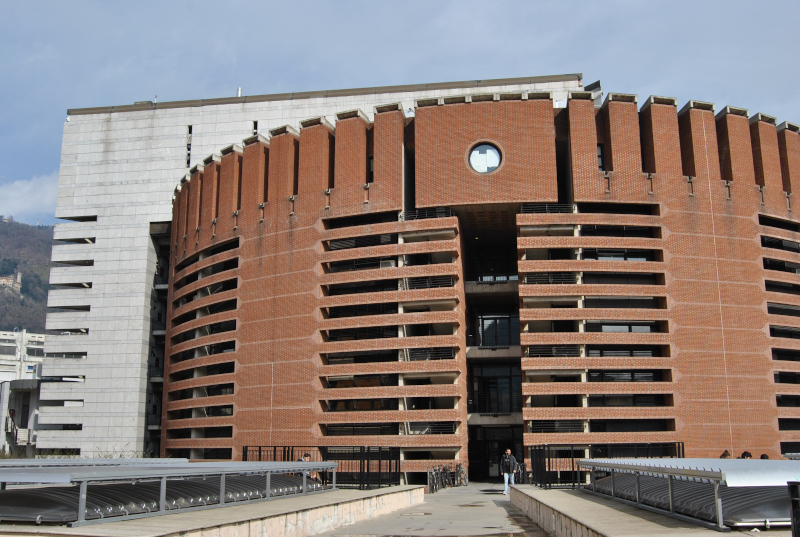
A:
1,0,799,225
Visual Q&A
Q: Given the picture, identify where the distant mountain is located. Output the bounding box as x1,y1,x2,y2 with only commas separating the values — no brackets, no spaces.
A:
0,220,53,332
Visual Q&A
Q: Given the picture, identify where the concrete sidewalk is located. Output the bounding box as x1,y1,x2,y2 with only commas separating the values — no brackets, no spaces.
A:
321,482,545,536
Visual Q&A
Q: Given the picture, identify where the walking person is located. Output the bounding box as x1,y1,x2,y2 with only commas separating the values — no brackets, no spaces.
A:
501,448,518,495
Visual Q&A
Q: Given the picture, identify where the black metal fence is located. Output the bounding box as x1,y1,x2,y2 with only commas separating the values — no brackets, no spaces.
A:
242,446,400,490
529,442,684,489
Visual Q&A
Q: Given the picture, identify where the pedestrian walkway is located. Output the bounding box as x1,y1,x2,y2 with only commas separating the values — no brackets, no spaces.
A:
321,482,545,537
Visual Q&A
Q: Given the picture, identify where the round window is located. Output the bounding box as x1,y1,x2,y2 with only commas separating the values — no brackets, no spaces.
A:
469,144,501,173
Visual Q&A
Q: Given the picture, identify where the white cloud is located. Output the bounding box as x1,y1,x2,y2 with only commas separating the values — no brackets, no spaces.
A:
0,171,59,225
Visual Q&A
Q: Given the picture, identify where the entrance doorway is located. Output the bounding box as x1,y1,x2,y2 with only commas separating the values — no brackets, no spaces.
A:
468,425,523,481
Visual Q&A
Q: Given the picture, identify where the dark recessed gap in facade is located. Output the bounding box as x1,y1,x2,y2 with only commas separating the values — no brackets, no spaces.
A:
326,303,398,319
588,369,670,382
174,238,240,273
777,395,800,407
775,371,800,384
58,215,98,223
468,362,522,414
581,249,662,262
167,426,233,440
323,423,400,436
766,280,800,296
322,349,398,365
54,236,96,244
773,348,800,362
174,278,238,309
764,257,800,274
173,258,238,291
583,296,663,309
170,319,236,345
586,345,668,357
587,394,671,407
323,211,399,230
762,235,800,254
326,326,397,341
168,404,232,420
555,138,573,203
584,320,666,333
327,233,398,251
779,418,800,431
326,399,399,411
170,362,236,383
170,340,235,364
325,256,398,273
770,325,800,340
781,442,800,455
172,299,237,327
324,374,398,388
325,279,398,296
759,214,800,233
577,202,659,216
580,225,660,239
768,302,800,318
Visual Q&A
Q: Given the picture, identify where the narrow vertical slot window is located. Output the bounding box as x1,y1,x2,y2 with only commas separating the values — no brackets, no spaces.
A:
214,165,221,219
237,155,243,210
263,148,269,203
597,144,605,171
186,125,193,168
367,156,374,183
253,121,258,136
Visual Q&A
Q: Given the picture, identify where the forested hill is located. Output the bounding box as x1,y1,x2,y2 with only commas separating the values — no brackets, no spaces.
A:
0,220,53,332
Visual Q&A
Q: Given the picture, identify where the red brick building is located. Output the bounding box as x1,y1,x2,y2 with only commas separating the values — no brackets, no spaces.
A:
162,89,800,482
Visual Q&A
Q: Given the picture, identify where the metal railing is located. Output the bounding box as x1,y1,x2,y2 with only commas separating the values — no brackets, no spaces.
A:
521,203,574,214
529,442,685,490
402,347,457,361
528,420,585,433
242,446,400,490
329,234,398,251
404,421,457,435
523,273,578,285
526,345,581,357
475,274,519,284
401,275,454,290
327,326,398,341
400,207,453,221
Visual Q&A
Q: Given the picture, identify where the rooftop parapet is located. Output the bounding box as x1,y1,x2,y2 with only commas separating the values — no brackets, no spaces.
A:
640,95,678,112
678,100,715,115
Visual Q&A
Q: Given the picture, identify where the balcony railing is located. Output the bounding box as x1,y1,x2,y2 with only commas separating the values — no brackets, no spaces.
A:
401,276,454,290
521,203,574,214
526,345,581,357
529,420,585,433
404,421,457,435
400,207,453,221
523,273,578,285
401,347,457,361
327,326,398,341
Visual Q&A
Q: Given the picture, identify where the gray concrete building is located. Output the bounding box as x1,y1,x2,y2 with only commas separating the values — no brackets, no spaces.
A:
42,75,584,456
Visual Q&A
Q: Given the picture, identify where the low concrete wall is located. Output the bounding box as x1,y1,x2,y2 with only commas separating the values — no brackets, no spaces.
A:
244,487,424,537
1,486,425,537
511,487,603,537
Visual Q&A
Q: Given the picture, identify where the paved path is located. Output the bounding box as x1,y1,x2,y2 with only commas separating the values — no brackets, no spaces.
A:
321,482,545,537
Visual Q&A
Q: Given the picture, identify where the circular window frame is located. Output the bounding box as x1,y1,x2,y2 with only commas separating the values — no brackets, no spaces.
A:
466,141,504,175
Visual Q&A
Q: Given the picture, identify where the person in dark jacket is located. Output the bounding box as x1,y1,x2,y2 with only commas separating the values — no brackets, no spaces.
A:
500,448,518,495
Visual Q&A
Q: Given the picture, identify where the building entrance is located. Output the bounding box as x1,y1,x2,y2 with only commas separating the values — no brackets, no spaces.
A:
468,425,524,482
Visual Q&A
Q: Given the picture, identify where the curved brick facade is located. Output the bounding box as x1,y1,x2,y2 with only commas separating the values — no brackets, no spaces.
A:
163,90,800,478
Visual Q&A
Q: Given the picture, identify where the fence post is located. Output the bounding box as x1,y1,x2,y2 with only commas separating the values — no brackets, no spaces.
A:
360,447,366,490
258,446,262,461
